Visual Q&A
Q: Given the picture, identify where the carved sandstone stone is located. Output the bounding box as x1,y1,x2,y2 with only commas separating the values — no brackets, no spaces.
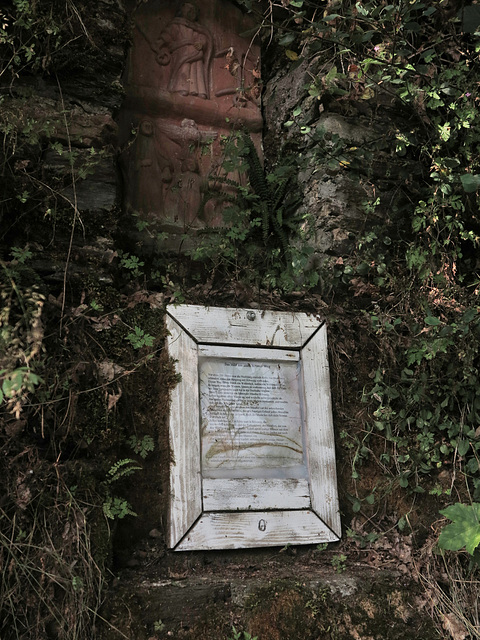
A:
119,0,262,234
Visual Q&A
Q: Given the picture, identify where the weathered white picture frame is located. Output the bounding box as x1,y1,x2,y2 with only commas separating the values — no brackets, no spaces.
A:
166,305,341,550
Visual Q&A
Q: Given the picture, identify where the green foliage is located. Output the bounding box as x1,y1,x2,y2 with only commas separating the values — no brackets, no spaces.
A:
125,326,155,350
128,434,155,459
189,132,318,294
105,458,142,484
362,306,480,489
331,553,347,574
0,366,42,406
346,528,380,548
261,0,480,500
229,627,258,640
103,458,142,520
11,246,32,263
118,251,145,279
274,0,480,282
0,0,64,78
0,259,45,416
102,495,137,520
229,2,480,364
239,133,292,251
153,620,165,633
439,503,480,555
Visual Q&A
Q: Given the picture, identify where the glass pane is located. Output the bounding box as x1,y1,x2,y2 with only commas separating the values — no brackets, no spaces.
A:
199,357,306,479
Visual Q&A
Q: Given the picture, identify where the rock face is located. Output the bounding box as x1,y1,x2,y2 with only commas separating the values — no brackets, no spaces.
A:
118,0,262,234
100,560,440,640
262,54,395,258
0,0,127,284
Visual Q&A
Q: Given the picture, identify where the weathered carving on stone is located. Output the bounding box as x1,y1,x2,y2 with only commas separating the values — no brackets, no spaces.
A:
153,3,213,100
130,119,173,218
119,0,262,235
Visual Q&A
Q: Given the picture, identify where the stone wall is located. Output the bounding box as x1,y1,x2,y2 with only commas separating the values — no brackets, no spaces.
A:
0,0,127,286
263,54,383,259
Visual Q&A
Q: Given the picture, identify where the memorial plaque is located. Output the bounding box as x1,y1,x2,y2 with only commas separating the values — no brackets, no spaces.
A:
200,357,305,476
166,305,341,550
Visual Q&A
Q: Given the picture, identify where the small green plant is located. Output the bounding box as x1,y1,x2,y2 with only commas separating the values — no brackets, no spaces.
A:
331,553,347,573
71,576,84,592
125,326,155,350
11,245,32,263
118,251,145,278
103,496,137,520
106,458,142,484
438,503,480,556
188,131,318,294
346,528,380,548
154,620,165,632
228,627,258,640
0,367,42,406
360,307,480,490
90,299,104,312
102,458,142,520
128,435,155,459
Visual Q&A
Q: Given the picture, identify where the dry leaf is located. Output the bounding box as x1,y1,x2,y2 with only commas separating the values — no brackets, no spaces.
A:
442,612,467,640
97,361,124,383
106,388,122,411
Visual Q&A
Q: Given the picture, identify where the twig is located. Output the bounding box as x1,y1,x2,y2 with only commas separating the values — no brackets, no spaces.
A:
55,74,82,337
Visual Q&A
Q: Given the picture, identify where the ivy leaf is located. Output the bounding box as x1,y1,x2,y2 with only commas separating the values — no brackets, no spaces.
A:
460,174,480,193
323,13,341,21
462,5,480,33
457,439,470,457
278,33,295,46
439,503,480,554
461,308,478,324
424,316,441,326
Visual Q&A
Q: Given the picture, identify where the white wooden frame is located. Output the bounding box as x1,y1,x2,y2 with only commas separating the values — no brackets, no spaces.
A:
166,305,341,550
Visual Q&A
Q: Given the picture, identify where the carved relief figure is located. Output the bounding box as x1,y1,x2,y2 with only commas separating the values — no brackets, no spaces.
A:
177,157,203,226
154,3,213,99
158,118,216,226
121,0,263,231
121,119,173,217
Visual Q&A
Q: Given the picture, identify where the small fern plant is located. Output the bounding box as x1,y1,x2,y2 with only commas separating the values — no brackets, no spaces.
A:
202,132,300,253
106,458,142,484
102,458,142,520
239,132,294,252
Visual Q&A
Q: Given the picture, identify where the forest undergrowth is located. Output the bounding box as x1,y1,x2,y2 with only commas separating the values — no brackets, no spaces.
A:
0,0,480,638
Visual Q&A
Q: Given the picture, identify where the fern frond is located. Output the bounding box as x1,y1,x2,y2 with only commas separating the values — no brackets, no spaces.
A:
241,133,271,203
260,201,270,243
208,175,242,189
106,458,142,484
270,209,289,253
